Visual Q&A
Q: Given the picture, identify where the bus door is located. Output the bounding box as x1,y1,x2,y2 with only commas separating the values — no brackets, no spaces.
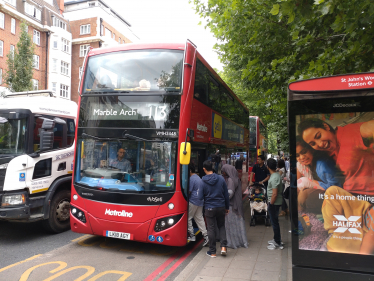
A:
191,148,206,178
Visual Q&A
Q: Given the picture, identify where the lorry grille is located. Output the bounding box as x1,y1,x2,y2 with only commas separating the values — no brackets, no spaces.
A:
0,169,6,191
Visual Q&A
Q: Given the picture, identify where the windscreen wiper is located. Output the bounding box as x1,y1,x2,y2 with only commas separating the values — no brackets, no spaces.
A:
123,133,148,141
83,90,130,94
82,132,149,141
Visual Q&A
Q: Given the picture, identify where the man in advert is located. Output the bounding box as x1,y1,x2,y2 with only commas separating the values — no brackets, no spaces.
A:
109,148,132,173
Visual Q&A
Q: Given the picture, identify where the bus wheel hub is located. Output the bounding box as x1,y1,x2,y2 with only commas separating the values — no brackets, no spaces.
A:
56,200,70,221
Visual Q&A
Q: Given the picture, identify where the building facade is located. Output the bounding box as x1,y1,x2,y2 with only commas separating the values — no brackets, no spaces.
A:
64,0,138,102
0,0,72,98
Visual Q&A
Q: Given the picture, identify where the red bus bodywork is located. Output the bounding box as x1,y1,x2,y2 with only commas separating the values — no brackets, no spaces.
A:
70,42,249,246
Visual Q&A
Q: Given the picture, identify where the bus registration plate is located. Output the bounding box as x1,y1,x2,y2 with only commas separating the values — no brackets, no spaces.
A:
106,231,131,240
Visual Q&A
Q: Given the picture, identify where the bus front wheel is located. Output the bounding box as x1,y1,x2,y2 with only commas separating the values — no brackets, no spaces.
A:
42,190,71,233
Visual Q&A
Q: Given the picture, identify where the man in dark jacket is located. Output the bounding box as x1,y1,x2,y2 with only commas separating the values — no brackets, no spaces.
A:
198,160,230,258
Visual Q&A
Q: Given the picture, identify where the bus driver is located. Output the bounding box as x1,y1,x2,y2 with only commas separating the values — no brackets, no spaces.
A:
109,148,132,173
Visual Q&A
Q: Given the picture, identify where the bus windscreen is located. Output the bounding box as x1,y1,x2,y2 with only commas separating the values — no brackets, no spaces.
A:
75,139,177,194
82,50,183,93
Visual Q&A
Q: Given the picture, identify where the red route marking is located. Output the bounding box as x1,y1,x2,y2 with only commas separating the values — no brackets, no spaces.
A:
143,247,185,281
156,239,203,281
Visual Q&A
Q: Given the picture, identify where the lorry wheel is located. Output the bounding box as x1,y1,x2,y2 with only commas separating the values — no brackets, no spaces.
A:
42,190,71,233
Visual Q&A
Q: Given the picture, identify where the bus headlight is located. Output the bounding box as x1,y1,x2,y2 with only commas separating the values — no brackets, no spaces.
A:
71,206,86,223
154,214,183,232
1,194,26,207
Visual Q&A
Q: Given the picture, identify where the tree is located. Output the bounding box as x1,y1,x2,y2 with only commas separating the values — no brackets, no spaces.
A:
3,21,35,92
192,0,374,153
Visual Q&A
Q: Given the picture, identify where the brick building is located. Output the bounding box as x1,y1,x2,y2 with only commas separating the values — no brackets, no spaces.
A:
0,0,72,98
64,0,138,102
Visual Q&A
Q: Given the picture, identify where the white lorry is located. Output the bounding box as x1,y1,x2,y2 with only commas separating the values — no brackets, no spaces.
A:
0,91,77,233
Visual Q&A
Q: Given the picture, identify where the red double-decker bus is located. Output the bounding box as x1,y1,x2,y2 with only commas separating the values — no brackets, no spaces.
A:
70,41,249,246
248,116,267,168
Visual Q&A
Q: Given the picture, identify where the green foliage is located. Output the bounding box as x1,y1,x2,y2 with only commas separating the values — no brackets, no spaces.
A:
193,0,374,153
3,21,35,92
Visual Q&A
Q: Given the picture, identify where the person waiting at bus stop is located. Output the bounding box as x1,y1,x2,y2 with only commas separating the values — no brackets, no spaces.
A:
187,163,209,247
109,147,132,173
249,155,270,189
199,160,230,258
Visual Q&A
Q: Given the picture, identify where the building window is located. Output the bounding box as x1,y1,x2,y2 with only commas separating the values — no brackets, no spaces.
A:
112,33,115,40
105,28,111,38
11,18,15,34
52,59,57,72
52,82,57,93
25,2,41,21
80,24,90,35
32,79,38,90
33,55,39,69
0,12,4,29
60,84,69,98
0,68,2,84
89,2,95,7
33,30,40,45
100,24,103,36
79,44,90,57
53,39,57,49
4,0,16,7
61,61,69,76
61,38,69,53
0,41,3,57
10,45,15,58
52,16,66,30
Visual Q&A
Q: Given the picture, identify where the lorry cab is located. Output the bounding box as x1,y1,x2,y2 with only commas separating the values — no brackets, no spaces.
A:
0,91,77,233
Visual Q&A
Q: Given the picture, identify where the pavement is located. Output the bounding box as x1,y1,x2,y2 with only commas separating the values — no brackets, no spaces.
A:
174,169,292,281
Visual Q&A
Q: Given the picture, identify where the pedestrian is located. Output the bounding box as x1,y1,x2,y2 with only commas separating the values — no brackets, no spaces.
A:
266,158,284,250
285,157,290,172
277,159,289,217
214,149,221,173
221,164,248,249
235,154,244,178
187,163,209,246
198,160,230,258
249,155,270,188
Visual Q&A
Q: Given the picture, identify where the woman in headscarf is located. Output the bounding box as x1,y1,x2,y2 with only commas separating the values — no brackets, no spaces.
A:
221,164,248,249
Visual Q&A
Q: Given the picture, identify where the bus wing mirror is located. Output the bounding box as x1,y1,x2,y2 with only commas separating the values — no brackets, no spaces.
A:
180,142,191,165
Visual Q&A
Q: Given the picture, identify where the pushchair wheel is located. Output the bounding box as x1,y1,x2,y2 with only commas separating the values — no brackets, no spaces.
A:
265,218,271,227
250,218,256,227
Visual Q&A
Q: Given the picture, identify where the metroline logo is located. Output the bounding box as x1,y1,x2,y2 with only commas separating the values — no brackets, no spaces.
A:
105,209,133,218
333,215,361,234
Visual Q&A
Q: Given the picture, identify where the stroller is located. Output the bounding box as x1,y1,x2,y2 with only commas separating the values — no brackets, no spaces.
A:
247,183,271,227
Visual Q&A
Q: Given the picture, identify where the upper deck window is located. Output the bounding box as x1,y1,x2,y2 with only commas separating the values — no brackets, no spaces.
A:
82,50,183,94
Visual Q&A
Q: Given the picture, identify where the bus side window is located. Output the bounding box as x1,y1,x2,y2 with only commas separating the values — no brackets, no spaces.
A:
194,60,209,104
181,164,189,198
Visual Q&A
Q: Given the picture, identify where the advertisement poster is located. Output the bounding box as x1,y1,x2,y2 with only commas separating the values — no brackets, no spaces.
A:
296,112,374,255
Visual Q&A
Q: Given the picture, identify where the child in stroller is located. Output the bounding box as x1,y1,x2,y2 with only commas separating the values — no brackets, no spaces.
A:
248,183,271,226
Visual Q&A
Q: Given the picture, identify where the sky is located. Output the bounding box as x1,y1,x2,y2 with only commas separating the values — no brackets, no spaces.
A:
105,0,223,71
